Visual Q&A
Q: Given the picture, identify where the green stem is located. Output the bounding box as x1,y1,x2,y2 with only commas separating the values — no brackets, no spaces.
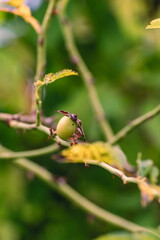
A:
0,113,70,146
7,119,70,147
82,160,140,184
57,2,114,141
0,143,59,160
3,115,160,202
0,112,55,126
109,104,160,145
14,157,159,236
35,0,57,81
59,159,160,203
36,98,42,126
34,0,57,125
1,141,159,203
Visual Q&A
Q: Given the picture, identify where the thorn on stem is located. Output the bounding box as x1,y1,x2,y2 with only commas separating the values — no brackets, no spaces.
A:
39,37,44,46
123,179,127,184
137,176,142,180
5,118,12,127
57,141,62,147
56,176,67,184
61,16,69,25
40,71,44,78
72,142,77,146
95,113,107,122
52,8,58,16
85,163,89,167
71,56,79,65
49,128,55,136
89,77,95,84
51,174,66,184
48,128,57,141
87,213,95,224
44,61,47,68
26,171,35,181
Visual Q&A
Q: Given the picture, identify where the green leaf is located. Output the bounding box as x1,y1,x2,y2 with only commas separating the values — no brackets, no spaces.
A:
150,166,159,185
34,69,78,100
137,159,153,177
146,18,160,29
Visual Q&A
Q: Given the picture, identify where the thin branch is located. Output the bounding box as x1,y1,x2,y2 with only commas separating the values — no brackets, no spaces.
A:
62,159,160,207
36,97,42,126
109,104,160,145
57,1,114,141
13,157,158,236
0,143,59,160
35,0,57,81
86,160,140,184
80,159,140,186
0,112,56,127
34,0,58,126
0,111,158,185
1,110,160,184
0,135,159,236
0,146,150,234
1,112,160,203
1,1,159,237
99,162,140,184
0,113,70,147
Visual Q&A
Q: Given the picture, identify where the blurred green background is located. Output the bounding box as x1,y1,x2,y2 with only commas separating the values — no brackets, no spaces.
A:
0,0,160,239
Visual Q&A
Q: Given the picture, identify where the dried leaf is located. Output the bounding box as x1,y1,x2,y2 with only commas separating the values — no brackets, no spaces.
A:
146,18,160,29
138,182,160,207
0,5,41,33
34,80,43,87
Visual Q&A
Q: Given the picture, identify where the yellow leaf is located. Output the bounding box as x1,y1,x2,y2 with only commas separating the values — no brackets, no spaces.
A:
44,69,78,84
34,80,43,100
61,142,124,170
34,80,43,87
138,182,160,207
7,0,23,8
0,5,41,33
34,69,78,100
146,18,160,29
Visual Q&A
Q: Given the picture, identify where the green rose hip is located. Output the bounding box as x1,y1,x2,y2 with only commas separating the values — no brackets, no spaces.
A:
56,116,78,140
56,110,86,144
